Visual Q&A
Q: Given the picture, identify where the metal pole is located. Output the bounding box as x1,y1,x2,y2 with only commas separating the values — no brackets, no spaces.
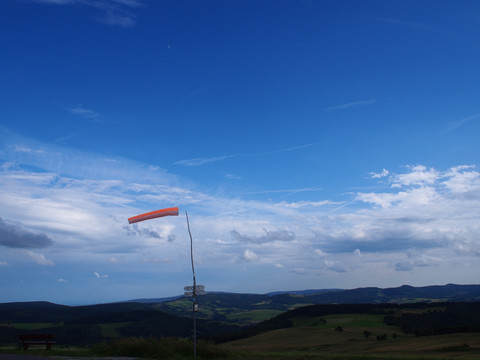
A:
193,302,197,358
186,211,197,358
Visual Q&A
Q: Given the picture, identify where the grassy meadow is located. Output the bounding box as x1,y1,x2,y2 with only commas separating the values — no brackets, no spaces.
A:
2,292,480,359
219,313,480,359
4,312,479,359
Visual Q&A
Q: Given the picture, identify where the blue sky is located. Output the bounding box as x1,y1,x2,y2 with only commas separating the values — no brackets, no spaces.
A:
1,0,480,305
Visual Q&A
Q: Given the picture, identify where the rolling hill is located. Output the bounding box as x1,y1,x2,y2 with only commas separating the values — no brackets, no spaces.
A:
1,283,480,347
156,283,480,324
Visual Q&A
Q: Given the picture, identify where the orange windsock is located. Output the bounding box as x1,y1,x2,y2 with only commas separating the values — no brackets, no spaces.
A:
128,207,179,224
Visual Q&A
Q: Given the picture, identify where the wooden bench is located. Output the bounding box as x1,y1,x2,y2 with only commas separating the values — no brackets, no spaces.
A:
18,334,56,350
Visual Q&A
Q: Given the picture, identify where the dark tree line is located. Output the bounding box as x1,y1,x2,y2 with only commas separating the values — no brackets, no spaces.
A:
384,302,480,336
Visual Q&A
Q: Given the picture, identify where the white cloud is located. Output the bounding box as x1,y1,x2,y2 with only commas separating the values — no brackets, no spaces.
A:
442,166,480,193
68,105,101,120
395,251,443,272
280,200,340,209
225,173,242,180
9,145,45,154
94,272,108,278
391,165,439,188
175,143,318,168
57,278,68,283
325,260,346,273
32,0,144,27
443,114,480,133
243,249,259,262
34,0,75,4
23,250,54,266
0,261,7,266
175,155,234,167
315,249,327,257
370,169,389,179
1,130,480,301
324,99,377,112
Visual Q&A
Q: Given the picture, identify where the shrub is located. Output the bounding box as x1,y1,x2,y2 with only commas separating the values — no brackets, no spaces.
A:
363,330,372,338
376,333,387,341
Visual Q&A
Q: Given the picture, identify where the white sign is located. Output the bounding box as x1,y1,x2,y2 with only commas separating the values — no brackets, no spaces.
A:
184,285,205,291
184,289,206,297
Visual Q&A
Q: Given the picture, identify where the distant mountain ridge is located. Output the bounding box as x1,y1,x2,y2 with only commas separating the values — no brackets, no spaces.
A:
298,283,480,304
132,283,480,306
265,288,341,296
1,283,480,347
127,295,183,304
151,283,480,323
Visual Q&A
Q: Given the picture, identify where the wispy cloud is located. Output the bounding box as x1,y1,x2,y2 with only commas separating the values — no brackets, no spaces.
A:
8,145,45,155
246,187,323,195
254,143,319,156
94,272,108,278
32,0,144,27
174,155,235,167
2,128,480,300
442,114,480,133
175,143,318,167
324,99,377,112
280,200,342,209
225,173,242,180
68,105,101,121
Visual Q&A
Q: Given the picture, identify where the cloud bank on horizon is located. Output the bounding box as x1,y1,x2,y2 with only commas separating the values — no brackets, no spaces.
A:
1,129,479,303
1,0,479,304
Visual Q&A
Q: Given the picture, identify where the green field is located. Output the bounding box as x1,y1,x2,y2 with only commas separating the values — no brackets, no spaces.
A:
2,297,480,359
220,313,480,359
98,322,132,337
226,309,285,323
10,322,62,329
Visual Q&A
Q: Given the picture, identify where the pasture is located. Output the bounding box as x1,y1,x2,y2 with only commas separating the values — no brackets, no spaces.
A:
220,313,480,359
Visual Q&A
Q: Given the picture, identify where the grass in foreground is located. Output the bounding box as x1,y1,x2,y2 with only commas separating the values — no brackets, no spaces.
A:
2,328,480,360
92,337,228,359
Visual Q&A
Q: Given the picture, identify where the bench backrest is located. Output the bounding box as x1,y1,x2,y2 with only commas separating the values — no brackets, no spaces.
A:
19,334,54,341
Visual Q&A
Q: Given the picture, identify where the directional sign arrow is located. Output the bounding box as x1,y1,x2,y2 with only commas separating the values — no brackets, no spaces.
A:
184,285,205,291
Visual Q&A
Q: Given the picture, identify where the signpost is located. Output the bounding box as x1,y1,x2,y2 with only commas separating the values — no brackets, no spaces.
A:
128,207,205,359
185,211,205,358
184,285,206,295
